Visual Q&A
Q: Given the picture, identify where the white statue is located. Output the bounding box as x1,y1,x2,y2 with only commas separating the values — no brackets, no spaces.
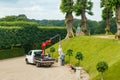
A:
58,44,63,55
58,44,63,65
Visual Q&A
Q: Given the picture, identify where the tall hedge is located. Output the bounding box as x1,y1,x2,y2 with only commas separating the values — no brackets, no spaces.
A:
0,26,66,52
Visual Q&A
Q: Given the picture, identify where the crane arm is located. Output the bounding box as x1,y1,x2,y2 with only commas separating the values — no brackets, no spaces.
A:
41,34,60,55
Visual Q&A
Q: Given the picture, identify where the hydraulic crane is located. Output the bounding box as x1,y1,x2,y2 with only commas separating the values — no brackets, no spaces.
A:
41,34,61,55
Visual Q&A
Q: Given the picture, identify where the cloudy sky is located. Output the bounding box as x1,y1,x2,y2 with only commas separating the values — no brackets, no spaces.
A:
0,0,102,21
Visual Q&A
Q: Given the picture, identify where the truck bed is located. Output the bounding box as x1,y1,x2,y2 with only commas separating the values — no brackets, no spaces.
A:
34,55,56,63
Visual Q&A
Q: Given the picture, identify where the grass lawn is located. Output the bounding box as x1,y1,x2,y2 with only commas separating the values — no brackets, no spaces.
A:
47,36,120,80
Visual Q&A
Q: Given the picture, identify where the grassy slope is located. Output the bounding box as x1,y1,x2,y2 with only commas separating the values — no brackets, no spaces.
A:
48,36,120,80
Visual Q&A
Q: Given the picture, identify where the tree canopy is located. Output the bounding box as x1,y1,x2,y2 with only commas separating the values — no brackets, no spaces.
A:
60,0,74,13
74,0,93,16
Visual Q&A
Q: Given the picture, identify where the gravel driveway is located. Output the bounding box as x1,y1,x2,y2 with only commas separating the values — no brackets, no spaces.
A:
0,57,75,80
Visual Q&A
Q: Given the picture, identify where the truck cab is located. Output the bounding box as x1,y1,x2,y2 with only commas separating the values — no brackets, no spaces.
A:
25,50,42,64
25,50,56,67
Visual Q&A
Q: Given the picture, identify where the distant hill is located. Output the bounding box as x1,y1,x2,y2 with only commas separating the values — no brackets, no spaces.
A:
48,36,120,80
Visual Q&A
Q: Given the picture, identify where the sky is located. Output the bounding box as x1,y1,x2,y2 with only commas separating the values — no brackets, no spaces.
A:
0,0,102,21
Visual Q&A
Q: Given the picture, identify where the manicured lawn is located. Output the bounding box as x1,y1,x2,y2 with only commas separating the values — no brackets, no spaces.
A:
47,36,120,80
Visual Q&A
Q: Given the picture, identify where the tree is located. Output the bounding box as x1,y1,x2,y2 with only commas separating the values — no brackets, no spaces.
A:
50,47,55,57
60,0,74,38
105,0,120,38
75,52,83,66
66,49,73,64
74,0,93,35
96,61,108,80
100,0,113,35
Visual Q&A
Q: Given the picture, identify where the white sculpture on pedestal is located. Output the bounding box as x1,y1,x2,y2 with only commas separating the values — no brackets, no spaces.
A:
58,44,63,65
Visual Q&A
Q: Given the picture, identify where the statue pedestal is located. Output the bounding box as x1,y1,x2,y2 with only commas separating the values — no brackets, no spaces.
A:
58,56,62,66
75,67,82,80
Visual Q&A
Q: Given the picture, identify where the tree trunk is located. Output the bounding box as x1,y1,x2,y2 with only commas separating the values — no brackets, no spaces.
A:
81,9,87,35
105,9,110,35
115,6,120,39
101,72,104,80
65,12,74,39
78,60,80,66
69,56,70,64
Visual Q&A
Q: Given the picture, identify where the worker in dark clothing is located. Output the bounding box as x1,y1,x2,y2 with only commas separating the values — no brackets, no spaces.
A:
46,51,51,58
61,53,65,66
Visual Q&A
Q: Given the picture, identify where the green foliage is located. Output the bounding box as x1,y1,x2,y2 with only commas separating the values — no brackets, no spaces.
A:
75,52,83,66
110,18,117,33
66,49,73,56
0,14,28,22
96,61,108,80
102,8,113,20
0,21,38,27
74,0,93,16
95,21,106,34
106,0,120,8
0,15,117,35
0,48,25,60
50,47,55,53
60,0,74,13
93,60,120,80
75,52,83,61
38,20,65,26
96,61,108,73
0,26,66,50
95,18,117,34
100,0,113,20
66,49,73,64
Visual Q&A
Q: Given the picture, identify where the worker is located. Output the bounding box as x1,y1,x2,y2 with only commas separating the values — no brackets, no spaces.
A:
61,52,65,66
46,51,51,58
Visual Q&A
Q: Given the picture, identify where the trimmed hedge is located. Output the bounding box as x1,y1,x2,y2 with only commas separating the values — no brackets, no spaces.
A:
0,26,66,51
0,48,25,60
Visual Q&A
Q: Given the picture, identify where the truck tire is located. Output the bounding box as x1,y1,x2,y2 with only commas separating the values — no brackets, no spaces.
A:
25,59,29,64
49,64,52,67
36,62,40,67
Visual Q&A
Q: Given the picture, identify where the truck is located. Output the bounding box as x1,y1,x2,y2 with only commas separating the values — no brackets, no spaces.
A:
25,50,56,67
25,34,61,67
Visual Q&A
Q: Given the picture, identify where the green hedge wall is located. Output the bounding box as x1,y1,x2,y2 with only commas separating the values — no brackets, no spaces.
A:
0,26,66,51
0,48,25,60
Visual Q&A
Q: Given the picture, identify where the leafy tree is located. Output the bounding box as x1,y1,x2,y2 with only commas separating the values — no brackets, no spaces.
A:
66,49,73,64
60,0,74,38
96,61,108,80
50,47,55,57
87,20,99,34
105,0,120,38
1,16,17,22
75,52,83,66
16,14,28,21
110,18,117,34
100,0,113,35
74,0,93,35
95,21,106,34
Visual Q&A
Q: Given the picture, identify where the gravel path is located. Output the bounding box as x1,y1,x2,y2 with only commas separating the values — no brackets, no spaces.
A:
92,35,115,39
0,57,76,80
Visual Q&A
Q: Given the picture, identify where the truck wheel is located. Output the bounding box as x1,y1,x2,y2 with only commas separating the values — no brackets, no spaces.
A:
36,62,40,67
25,59,29,64
49,64,52,67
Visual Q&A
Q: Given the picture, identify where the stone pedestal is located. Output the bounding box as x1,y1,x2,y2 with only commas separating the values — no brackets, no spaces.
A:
58,56,62,66
75,67,82,80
